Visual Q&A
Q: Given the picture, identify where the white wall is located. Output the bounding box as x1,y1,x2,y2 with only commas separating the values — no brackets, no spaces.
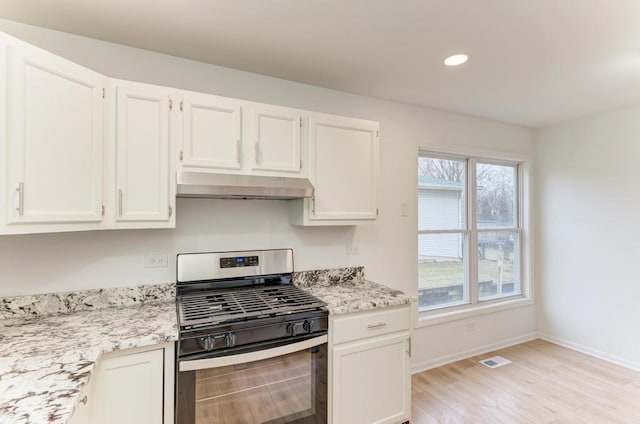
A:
536,105,640,371
0,19,535,369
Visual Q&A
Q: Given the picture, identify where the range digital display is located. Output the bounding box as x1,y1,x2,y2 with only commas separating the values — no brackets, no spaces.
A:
220,256,259,268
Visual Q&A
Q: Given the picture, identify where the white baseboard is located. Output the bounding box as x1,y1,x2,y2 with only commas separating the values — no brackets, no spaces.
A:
411,332,538,374
411,332,640,375
538,333,640,373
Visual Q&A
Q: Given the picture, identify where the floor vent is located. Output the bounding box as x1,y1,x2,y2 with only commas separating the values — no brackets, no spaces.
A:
480,355,512,369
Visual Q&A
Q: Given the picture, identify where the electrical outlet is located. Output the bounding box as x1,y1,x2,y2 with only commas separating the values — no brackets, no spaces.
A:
144,254,168,268
345,245,360,255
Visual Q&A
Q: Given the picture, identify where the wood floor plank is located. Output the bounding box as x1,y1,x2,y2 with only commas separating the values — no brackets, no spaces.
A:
412,339,640,423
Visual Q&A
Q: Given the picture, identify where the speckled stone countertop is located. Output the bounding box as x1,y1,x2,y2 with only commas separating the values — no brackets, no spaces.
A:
0,268,409,423
293,267,412,314
0,284,177,424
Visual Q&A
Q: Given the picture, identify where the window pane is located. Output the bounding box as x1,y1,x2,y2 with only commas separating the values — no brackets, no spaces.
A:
418,233,468,310
478,231,520,300
476,163,516,228
418,157,465,230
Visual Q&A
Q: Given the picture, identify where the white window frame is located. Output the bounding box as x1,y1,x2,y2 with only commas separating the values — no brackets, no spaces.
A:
416,145,533,327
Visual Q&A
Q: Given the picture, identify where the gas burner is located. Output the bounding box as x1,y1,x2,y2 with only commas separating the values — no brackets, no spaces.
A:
178,285,326,328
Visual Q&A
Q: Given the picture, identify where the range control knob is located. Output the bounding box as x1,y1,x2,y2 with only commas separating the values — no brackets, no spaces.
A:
286,322,296,337
201,335,215,351
225,332,236,348
303,320,314,334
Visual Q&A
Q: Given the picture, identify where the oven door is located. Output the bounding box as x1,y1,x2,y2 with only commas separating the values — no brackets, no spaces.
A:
177,335,328,424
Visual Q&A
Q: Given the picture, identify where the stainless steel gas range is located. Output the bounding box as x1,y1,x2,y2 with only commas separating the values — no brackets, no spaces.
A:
175,249,329,424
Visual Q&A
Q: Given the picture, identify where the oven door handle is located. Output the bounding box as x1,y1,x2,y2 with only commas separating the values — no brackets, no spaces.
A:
179,334,328,372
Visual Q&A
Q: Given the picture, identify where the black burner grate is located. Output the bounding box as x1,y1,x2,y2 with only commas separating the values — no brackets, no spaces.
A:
178,285,325,328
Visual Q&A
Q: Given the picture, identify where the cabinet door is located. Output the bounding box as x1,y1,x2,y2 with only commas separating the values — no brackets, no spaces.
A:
180,92,242,171
0,36,7,232
6,41,104,224
308,114,378,221
251,104,301,173
91,348,164,424
68,382,92,424
332,333,411,424
114,83,172,223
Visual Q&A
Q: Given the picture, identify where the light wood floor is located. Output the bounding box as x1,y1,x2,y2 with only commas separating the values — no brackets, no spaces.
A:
412,339,640,424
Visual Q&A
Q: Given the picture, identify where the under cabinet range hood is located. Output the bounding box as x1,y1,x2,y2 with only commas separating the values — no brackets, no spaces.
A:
177,172,314,200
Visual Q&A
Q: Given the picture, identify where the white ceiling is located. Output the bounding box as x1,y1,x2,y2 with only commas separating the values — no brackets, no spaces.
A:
1,0,640,128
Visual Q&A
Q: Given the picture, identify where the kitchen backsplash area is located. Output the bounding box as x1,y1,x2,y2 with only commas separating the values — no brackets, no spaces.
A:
0,267,368,321
0,283,175,320
292,266,364,287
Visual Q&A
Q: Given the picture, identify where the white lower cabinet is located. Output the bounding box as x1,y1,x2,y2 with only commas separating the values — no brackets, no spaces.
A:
68,342,174,424
68,382,92,424
330,306,411,424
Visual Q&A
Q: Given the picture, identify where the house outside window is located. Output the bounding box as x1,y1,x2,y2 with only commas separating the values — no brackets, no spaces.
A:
418,151,525,316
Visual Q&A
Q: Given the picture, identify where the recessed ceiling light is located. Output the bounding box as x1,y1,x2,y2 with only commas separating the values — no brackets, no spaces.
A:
444,54,469,66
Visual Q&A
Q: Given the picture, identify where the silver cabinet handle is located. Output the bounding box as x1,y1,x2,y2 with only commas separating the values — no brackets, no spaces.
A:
367,322,387,329
118,189,123,216
254,142,261,165
236,139,241,164
16,182,24,216
80,395,88,405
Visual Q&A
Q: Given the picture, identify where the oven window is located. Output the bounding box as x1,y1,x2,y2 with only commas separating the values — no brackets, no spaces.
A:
193,347,326,423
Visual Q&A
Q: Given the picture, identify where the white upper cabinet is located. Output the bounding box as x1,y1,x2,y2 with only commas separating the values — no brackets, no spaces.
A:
178,95,306,177
0,31,380,233
5,37,105,228
179,91,242,171
291,113,379,225
108,80,175,227
250,104,302,174
0,36,8,232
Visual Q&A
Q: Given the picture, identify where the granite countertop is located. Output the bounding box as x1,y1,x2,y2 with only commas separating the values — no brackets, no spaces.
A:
0,267,409,423
301,279,411,314
293,267,412,314
0,285,177,424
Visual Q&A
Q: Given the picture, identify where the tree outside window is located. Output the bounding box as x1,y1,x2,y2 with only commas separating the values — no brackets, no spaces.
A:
418,154,521,311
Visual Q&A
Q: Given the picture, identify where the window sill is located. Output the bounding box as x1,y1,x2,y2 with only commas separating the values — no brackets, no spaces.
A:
415,296,534,328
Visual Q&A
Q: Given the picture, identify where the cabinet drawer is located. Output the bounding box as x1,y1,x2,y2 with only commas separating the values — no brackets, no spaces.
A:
332,306,410,345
